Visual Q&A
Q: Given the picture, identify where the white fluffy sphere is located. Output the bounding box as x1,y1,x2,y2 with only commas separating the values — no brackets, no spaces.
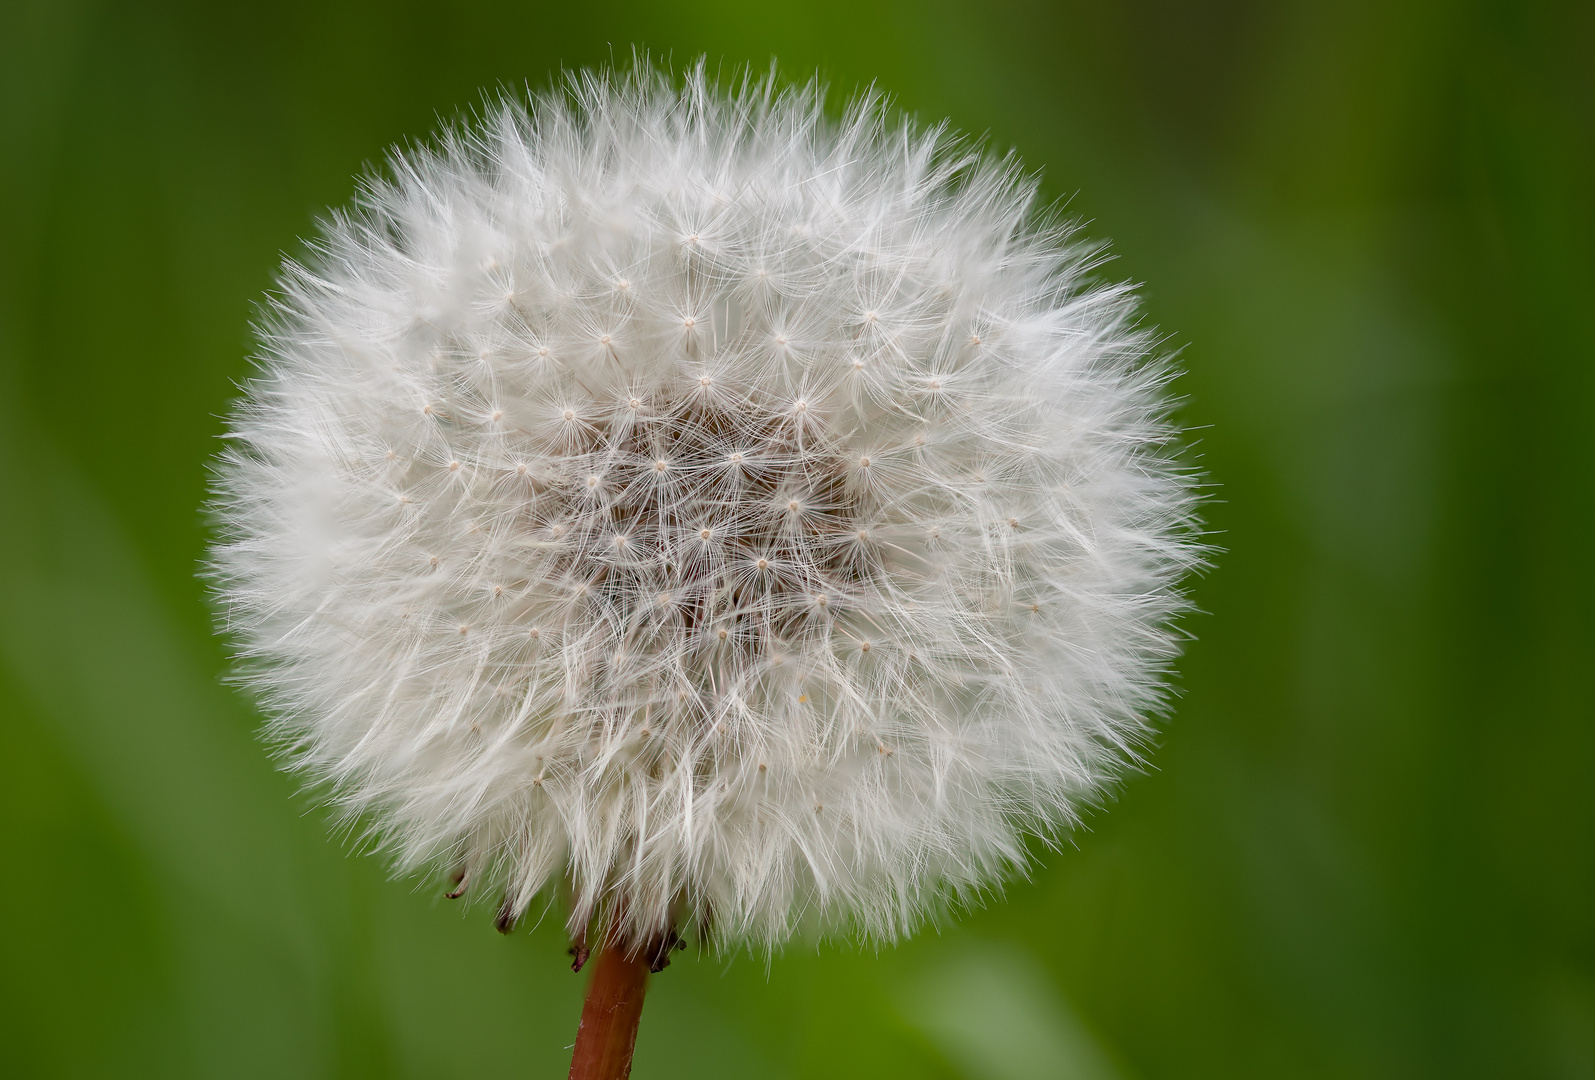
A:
210,64,1200,950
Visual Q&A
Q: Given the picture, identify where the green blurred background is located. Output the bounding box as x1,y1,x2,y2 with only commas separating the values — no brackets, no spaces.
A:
2,0,1592,1077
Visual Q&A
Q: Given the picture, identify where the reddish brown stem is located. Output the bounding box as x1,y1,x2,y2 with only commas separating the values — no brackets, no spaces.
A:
568,940,651,1080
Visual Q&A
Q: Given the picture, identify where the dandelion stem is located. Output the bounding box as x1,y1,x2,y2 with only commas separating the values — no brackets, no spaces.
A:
568,939,651,1080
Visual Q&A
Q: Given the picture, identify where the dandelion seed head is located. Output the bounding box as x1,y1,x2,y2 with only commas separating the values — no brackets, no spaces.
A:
209,61,1201,952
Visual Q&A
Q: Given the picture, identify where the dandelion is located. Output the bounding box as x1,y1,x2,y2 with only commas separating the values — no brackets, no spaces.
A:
209,61,1201,1078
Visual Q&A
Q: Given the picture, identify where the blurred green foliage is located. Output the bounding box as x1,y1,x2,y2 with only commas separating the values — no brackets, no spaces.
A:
2,0,1592,1077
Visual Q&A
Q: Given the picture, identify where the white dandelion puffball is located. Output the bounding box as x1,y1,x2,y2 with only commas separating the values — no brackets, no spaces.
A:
211,64,1200,952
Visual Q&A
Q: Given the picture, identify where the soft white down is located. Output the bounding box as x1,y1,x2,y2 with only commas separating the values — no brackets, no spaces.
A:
210,64,1201,951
